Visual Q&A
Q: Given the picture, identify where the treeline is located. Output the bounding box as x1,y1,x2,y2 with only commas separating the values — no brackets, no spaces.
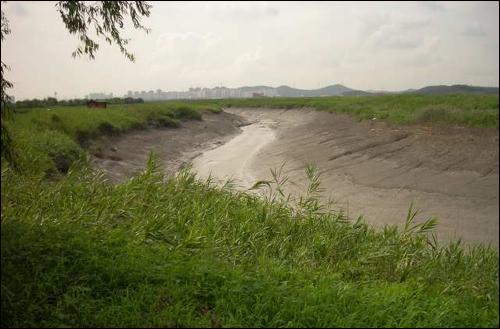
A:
15,97,144,109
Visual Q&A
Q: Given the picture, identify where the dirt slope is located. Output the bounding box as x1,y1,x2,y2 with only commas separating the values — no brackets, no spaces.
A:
92,108,499,246
228,108,499,247
92,111,248,182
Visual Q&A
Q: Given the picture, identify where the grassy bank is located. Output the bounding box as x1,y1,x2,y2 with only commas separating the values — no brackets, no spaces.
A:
1,100,499,327
217,94,500,129
5,102,220,174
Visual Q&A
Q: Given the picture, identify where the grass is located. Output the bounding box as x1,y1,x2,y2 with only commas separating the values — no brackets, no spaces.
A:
217,94,500,129
13,102,219,142
1,98,499,327
6,102,220,174
1,156,498,327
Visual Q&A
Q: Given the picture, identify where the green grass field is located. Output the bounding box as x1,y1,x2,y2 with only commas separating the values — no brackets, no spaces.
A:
1,97,499,327
217,94,500,129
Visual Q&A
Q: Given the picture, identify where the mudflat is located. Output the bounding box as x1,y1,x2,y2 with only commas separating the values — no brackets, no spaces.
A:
192,119,276,187
92,111,249,182
93,108,499,247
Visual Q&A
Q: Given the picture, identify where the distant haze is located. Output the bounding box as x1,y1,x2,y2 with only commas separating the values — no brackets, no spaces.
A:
2,1,499,100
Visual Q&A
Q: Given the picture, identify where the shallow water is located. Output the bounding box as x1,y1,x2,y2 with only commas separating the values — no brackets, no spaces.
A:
192,120,276,189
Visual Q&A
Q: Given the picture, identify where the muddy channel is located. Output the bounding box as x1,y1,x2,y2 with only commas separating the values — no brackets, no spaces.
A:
93,108,500,247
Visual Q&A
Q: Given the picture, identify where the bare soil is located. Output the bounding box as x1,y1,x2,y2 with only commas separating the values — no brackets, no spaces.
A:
92,108,499,247
92,111,249,182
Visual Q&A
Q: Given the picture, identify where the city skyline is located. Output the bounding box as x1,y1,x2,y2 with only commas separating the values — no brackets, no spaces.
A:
11,80,499,102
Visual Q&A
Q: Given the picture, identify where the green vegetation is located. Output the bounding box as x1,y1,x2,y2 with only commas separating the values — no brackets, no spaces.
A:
218,94,500,129
5,102,219,174
14,97,145,109
1,100,499,327
2,157,499,328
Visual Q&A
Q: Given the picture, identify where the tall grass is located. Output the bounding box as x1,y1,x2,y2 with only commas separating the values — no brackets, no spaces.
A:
217,94,500,128
1,155,498,327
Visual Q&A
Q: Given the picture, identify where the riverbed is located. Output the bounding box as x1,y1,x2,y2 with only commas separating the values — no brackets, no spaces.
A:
192,120,276,189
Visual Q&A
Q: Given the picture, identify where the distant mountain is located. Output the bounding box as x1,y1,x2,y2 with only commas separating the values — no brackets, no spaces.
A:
276,84,354,97
238,86,276,93
237,84,499,97
342,90,374,96
122,83,499,101
403,85,499,95
347,85,499,96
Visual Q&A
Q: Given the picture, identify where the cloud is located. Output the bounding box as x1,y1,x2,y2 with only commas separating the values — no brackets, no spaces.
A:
233,46,264,73
148,31,269,86
405,37,442,67
359,13,391,38
378,35,424,50
418,1,446,12
463,24,487,38
8,2,28,16
2,1,28,16
359,14,432,51
364,18,430,51
148,32,217,74
399,17,431,30
203,2,279,20
154,32,215,55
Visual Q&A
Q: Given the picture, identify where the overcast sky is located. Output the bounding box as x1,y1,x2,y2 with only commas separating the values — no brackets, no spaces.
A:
2,1,499,100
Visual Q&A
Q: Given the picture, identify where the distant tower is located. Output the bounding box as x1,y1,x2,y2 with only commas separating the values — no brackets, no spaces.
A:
54,92,58,100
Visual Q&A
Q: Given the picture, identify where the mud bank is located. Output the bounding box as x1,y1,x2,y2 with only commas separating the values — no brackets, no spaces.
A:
93,108,499,246
226,108,499,247
92,111,249,182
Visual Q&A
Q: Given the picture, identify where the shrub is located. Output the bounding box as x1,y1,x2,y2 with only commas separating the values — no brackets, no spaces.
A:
147,111,180,128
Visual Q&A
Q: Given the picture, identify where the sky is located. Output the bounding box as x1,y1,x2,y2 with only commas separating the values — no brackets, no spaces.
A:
1,1,499,100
